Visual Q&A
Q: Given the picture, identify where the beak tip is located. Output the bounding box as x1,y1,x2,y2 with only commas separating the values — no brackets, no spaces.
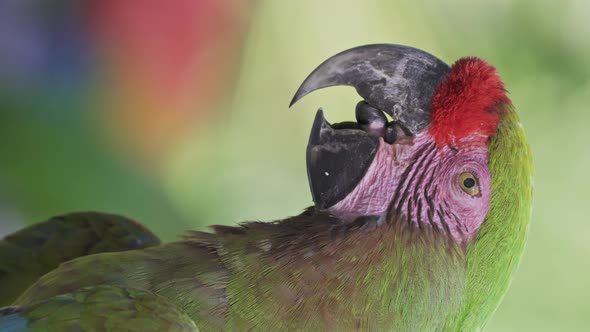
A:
289,87,309,108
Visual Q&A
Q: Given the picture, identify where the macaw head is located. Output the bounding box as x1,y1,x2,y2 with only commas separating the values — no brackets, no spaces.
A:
291,44,533,327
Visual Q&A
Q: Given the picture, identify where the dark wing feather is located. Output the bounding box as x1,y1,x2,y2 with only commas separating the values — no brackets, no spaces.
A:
1,286,198,332
0,212,160,306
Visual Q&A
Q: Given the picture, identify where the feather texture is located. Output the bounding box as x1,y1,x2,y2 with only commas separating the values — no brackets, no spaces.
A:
0,212,160,306
2,286,198,331
0,107,532,332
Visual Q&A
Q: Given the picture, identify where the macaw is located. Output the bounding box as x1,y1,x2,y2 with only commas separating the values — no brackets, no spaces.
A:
0,44,533,331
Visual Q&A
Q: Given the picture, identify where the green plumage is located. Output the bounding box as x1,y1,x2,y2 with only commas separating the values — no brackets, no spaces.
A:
214,212,466,330
9,286,198,331
0,212,161,306
0,109,533,331
11,211,466,331
457,107,534,330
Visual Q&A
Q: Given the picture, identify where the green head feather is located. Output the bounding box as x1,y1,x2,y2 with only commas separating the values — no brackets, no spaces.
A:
456,107,534,330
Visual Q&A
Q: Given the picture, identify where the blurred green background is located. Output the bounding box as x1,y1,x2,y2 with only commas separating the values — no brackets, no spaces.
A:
0,0,588,330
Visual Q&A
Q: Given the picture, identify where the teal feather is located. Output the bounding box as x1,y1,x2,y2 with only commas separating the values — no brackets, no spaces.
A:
0,307,31,332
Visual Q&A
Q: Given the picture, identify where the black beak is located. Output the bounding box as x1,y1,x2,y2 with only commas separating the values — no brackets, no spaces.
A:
291,44,450,209
306,109,378,209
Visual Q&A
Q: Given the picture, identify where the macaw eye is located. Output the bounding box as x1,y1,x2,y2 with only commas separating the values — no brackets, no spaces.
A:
459,172,480,196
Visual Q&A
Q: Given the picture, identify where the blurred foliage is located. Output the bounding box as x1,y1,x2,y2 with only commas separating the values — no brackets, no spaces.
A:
0,0,589,330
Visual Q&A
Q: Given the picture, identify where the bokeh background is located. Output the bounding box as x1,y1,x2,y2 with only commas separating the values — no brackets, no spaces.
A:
0,0,588,330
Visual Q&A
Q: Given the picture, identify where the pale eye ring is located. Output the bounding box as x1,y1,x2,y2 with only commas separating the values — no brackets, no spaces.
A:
458,171,481,196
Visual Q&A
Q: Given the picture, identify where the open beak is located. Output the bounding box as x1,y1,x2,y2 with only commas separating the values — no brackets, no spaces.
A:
290,44,450,209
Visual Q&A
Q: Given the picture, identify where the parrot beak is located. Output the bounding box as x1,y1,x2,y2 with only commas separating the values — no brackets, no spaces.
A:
290,44,451,209
306,109,378,209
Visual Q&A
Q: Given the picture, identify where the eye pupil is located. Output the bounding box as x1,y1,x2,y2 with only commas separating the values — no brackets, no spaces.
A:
463,178,476,188
458,171,480,196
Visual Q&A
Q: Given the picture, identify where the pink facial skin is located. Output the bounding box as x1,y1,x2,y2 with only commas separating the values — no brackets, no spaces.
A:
328,133,491,244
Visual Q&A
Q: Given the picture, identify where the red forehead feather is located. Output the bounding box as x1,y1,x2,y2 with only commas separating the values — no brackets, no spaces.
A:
430,57,510,147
